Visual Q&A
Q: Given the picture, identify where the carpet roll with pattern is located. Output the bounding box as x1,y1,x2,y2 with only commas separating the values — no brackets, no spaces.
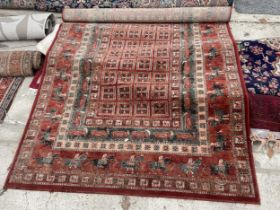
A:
0,0,35,9
0,13,55,41
63,7,232,23
0,51,43,77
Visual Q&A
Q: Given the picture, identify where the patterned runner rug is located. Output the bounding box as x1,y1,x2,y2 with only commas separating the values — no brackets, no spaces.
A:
5,23,259,203
0,77,23,123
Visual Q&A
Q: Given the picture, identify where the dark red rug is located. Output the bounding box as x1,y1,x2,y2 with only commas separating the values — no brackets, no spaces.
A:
5,23,259,204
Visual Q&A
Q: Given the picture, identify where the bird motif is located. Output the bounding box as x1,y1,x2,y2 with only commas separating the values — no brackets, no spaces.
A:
92,153,114,169
150,156,171,171
180,158,202,176
64,153,87,169
36,152,59,165
121,155,144,172
210,159,229,175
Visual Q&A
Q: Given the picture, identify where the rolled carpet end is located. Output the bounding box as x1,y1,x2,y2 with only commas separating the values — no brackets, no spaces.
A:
0,13,56,41
0,51,43,77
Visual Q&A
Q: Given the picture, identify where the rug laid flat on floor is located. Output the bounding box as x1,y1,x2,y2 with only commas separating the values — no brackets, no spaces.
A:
0,50,43,122
239,39,280,131
5,20,259,203
0,77,22,122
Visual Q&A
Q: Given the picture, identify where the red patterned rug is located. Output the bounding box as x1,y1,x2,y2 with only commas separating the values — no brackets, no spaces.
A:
0,77,23,123
5,23,260,203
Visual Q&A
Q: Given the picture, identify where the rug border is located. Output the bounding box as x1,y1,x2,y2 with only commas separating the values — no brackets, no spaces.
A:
226,23,260,204
3,24,62,189
4,23,260,204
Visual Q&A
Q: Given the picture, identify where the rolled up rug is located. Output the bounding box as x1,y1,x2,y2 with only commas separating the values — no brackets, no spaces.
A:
0,0,36,9
0,13,55,41
62,7,232,23
0,51,43,77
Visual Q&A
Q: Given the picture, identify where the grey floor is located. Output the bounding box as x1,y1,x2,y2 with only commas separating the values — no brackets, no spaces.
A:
0,8,280,210
235,0,280,15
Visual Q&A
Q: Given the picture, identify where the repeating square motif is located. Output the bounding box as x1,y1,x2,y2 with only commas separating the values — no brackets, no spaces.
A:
134,85,150,100
151,102,169,116
135,72,151,83
151,85,168,99
98,103,116,116
101,86,116,100
69,175,79,183
118,72,133,83
152,180,161,188
101,71,117,85
35,173,45,181
57,175,67,183
120,59,136,70
134,102,150,116
140,179,149,187
137,59,152,71
118,85,132,100
104,59,119,70
117,102,132,116
128,178,137,186
154,59,169,71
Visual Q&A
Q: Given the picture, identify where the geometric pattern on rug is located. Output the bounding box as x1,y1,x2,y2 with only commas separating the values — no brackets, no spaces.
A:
0,77,23,123
5,23,259,203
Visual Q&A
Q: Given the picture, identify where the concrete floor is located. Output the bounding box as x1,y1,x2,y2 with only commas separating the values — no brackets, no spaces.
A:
0,9,280,210
235,0,280,15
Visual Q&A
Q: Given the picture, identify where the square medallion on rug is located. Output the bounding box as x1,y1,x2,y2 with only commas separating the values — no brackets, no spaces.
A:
5,23,260,203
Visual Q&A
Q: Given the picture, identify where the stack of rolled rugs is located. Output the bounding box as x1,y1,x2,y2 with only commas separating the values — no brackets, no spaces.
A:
0,13,55,122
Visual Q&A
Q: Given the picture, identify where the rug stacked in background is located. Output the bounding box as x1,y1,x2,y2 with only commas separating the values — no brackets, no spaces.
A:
0,0,36,9
0,0,234,11
36,0,234,12
0,13,55,41
239,39,280,158
239,39,280,131
0,13,55,122
4,2,260,204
